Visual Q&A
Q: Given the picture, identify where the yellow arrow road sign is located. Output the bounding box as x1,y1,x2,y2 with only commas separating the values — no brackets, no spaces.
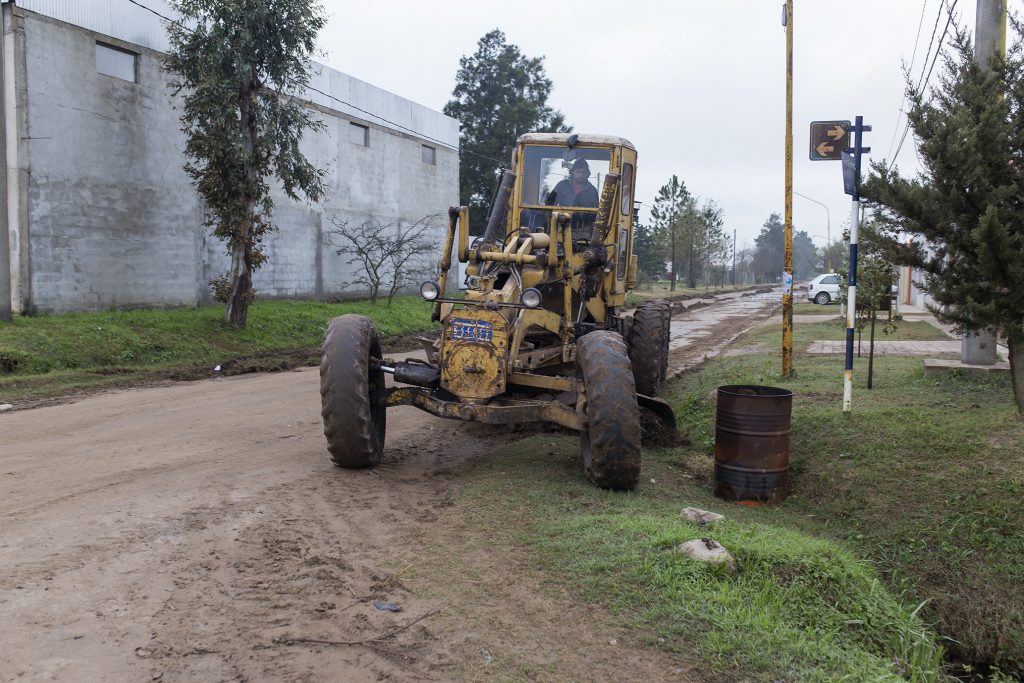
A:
809,120,850,160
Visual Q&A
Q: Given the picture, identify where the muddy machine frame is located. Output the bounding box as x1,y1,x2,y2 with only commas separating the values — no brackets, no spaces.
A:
320,133,674,490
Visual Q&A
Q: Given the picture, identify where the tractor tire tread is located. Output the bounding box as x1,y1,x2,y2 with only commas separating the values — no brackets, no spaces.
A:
320,314,386,468
629,301,670,396
578,331,642,490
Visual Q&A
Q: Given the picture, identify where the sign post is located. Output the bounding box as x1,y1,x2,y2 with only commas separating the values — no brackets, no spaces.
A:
808,117,869,413
842,117,870,413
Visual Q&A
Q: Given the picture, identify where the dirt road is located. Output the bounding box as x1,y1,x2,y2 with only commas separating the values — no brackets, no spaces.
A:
0,291,777,682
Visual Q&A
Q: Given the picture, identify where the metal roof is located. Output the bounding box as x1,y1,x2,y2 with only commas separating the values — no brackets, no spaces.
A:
3,0,459,148
517,133,635,150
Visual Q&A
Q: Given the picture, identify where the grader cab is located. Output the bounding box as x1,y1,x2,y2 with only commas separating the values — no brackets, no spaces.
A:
320,133,674,490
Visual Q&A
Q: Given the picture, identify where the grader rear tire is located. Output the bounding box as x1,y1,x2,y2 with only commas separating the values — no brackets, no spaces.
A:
578,331,642,491
629,301,670,396
320,314,386,468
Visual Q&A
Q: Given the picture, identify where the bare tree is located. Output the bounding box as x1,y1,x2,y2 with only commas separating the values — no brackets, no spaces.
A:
326,215,440,305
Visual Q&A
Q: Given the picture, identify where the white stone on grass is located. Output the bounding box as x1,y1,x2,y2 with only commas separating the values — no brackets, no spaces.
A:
677,538,736,573
680,507,725,525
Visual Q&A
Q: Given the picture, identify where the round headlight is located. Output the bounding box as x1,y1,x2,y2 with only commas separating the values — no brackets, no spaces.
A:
521,288,543,308
420,281,440,301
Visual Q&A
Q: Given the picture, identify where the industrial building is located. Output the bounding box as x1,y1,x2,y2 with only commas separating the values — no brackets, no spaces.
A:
0,0,459,314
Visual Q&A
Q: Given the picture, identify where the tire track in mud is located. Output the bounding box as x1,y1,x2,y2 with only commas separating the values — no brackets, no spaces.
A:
0,293,778,681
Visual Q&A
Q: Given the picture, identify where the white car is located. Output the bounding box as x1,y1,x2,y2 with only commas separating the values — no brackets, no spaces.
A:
808,273,841,304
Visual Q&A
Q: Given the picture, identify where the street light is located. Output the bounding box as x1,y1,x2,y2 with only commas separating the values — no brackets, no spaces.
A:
794,191,831,270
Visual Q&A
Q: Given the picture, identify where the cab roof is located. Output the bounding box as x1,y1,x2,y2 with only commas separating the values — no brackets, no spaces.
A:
517,133,636,150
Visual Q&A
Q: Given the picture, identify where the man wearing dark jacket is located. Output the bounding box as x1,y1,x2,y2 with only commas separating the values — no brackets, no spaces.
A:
549,158,599,238
550,158,599,208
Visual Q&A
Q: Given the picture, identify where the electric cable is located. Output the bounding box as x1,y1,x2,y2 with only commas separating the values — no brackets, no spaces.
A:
892,0,958,162
123,0,510,168
886,0,931,161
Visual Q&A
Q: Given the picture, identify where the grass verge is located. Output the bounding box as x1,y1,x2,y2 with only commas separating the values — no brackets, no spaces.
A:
452,435,946,681
662,319,1024,675
0,297,435,403
439,316,1019,680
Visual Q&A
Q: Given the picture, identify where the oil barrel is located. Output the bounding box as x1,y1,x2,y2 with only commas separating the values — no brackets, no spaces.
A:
714,385,792,504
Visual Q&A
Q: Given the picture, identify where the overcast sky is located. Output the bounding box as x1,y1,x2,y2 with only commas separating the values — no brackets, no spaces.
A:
316,0,1021,253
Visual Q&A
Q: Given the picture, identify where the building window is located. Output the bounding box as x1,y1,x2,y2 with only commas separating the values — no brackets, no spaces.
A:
421,145,436,165
96,42,137,82
350,122,369,147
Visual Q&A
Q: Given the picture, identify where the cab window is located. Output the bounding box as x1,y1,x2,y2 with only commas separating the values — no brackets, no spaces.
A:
620,163,634,215
518,145,611,207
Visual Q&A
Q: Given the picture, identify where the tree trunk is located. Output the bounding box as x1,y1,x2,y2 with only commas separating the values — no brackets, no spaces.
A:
867,310,876,389
224,233,253,329
1008,333,1024,416
223,72,260,330
687,242,696,289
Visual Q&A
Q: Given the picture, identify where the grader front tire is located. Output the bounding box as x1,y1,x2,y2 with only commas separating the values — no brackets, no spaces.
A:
629,301,671,396
578,331,642,491
320,314,386,468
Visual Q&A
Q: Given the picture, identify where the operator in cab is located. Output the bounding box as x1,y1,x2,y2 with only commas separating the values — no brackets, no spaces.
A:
549,158,599,209
546,158,599,238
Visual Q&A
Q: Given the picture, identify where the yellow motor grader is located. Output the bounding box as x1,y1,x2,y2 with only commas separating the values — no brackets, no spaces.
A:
320,133,673,490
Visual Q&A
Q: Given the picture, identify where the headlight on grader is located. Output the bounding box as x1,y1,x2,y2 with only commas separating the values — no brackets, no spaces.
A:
520,288,543,308
420,281,440,301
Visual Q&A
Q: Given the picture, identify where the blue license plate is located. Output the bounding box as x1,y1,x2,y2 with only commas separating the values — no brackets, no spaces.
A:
449,318,493,342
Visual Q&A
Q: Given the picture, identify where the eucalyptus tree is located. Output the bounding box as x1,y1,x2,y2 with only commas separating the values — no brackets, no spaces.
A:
165,0,327,328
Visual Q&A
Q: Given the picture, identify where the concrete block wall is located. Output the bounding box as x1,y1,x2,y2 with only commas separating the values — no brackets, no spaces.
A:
10,8,458,313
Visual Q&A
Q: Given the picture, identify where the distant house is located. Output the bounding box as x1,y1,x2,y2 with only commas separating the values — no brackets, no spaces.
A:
0,0,459,314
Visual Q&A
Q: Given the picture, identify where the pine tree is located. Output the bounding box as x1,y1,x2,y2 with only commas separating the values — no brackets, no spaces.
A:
649,176,692,291
443,30,569,234
862,23,1024,413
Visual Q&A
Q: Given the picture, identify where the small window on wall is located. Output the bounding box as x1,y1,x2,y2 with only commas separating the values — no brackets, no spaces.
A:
350,122,369,147
620,162,634,215
421,145,436,165
96,42,137,82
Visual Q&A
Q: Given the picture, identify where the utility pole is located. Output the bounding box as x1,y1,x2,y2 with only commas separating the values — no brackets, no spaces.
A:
782,0,794,377
0,17,8,323
670,220,677,292
961,0,1005,365
732,229,737,287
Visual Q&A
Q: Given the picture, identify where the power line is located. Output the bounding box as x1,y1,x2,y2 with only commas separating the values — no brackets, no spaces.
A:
886,0,931,161
892,0,958,162
122,0,509,168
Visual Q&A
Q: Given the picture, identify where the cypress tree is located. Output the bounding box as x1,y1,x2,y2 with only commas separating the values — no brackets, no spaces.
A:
862,23,1024,413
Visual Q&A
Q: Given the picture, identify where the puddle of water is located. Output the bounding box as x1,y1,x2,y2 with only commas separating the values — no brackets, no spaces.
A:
668,292,778,351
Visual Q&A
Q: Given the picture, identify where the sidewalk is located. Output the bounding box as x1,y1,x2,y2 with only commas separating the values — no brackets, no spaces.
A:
797,303,1009,358
806,340,961,356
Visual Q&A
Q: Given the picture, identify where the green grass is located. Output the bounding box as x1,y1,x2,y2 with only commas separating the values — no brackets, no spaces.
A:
456,436,947,681
794,301,842,315
0,297,435,401
443,317,1019,679
662,325,1024,674
798,317,950,344
626,283,738,305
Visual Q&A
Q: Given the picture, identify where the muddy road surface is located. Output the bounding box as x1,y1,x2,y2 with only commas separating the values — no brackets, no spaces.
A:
0,291,777,682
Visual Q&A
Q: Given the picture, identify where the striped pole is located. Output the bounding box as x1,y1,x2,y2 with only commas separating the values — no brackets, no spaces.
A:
842,116,865,413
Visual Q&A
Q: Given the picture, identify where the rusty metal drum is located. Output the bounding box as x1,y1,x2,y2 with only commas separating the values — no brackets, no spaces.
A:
714,385,792,504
